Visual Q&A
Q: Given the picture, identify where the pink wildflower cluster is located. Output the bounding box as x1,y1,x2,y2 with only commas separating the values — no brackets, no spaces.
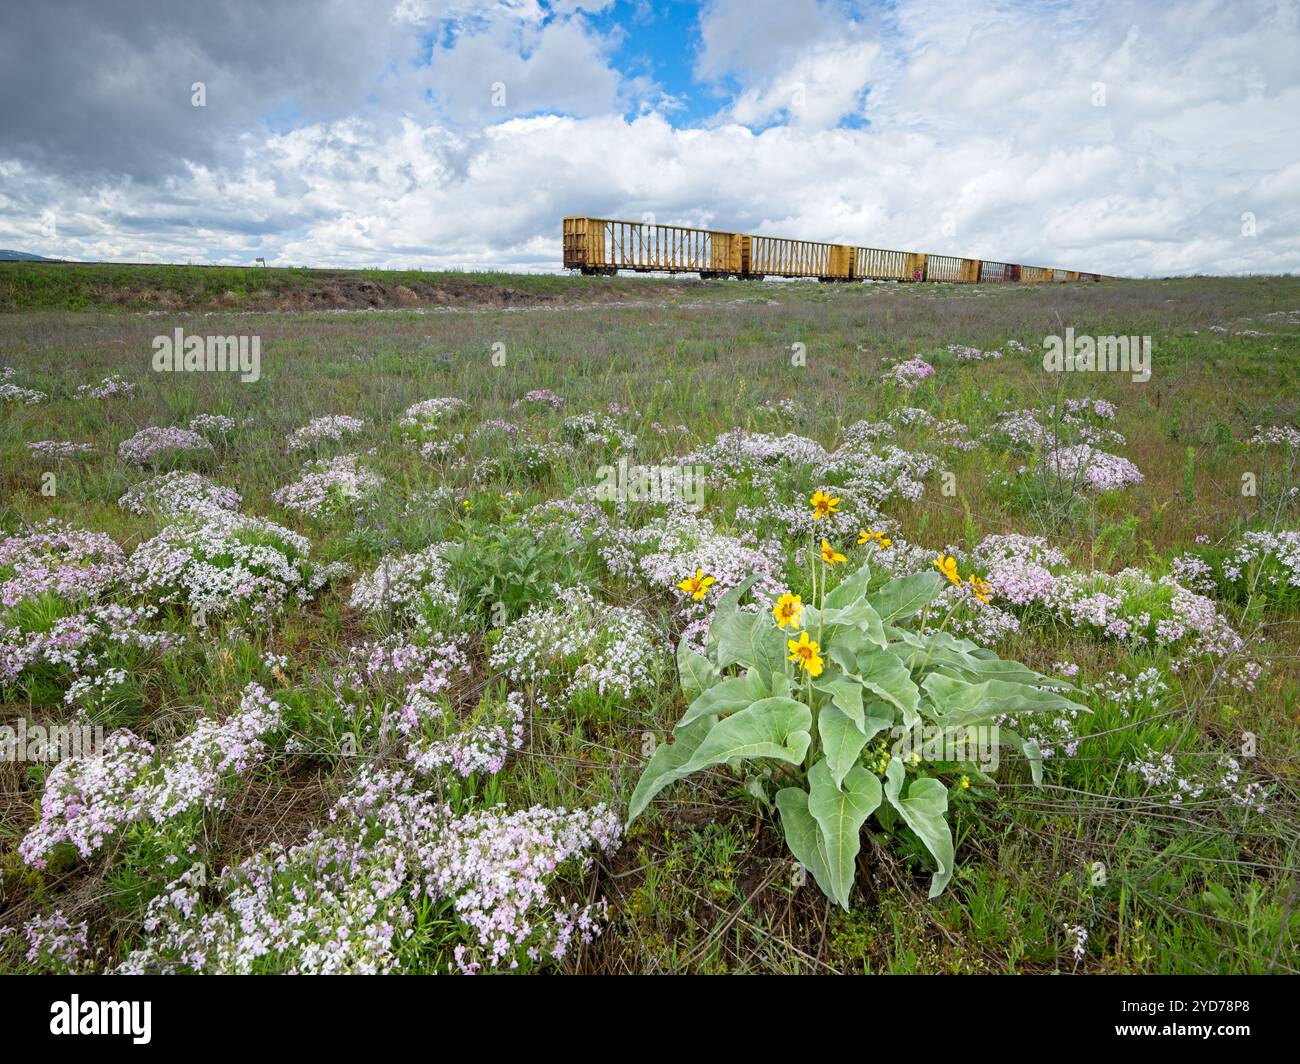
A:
883,356,936,389
16,911,94,973
512,388,564,411
116,767,619,975
118,426,213,467
0,521,126,609
272,453,383,518
1,603,176,686
19,683,283,868
1044,444,1143,491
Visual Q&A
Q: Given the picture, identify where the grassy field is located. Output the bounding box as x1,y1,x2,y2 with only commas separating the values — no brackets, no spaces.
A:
1,269,1297,974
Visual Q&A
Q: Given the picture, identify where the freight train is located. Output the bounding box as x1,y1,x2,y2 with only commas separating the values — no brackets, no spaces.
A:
563,215,1108,283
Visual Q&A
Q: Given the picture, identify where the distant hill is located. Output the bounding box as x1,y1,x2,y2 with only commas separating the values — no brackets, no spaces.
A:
0,249,53,261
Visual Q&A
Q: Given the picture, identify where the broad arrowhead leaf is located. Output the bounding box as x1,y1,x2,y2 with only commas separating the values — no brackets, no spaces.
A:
808,759,882,909
883,759,954,899
867,570,945,623
677,696,811,776
775,787,835,901
818,703,870,786
678,667,768,728
822,598,888,650
626,714,715,825
677,638,720,704
921,673,1089,728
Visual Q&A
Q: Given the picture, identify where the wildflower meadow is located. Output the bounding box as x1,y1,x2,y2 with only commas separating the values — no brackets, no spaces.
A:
1,268,1297,978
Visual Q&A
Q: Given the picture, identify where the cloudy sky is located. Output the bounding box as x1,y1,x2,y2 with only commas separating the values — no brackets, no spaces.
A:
1,0,1297,277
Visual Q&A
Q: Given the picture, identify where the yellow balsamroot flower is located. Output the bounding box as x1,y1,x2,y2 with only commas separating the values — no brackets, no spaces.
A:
969,575,992,603
858,527,892,550
677,568,716,602
787,631,825,677
809,490,841,521
932,553,961,587
960,775,971,790
773,592,804,629
820,539,847,566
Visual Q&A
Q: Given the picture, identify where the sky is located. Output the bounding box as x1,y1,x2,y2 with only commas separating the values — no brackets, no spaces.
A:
1,0,1297,277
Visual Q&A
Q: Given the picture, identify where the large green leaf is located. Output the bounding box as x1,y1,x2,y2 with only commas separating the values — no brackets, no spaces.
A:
676,696,811,776
715,609,787,682
822,599,888,650
626,714,715,825
824,558,872,610
775,787,835,901
921,673,1089,728
818,704,869,786
861,700,897,743
677,638,720,704
706,574,760,658
678,667,768,728
812,673,865,730
857,648,922,729
867,570,945,623
883,759,954,898
808,759,882,909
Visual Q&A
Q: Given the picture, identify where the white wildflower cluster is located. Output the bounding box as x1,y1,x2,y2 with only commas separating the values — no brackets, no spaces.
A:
947,344,1002,361
272,453,383,519
188,413,236,437
561,411,637,453
74,375,136,400
117,767,619,975
127,509,315,619
407,689,526,777
1128,746,1267,810
1093,667,1168,711
1248,424,1300,450
398,397,468,441
489,585,660,705
888,408,978,452
1173,531,1300,602
285,415,366,452
349,543,460,621
118,471,242,519
118,426,213,467
0,365,47,404
26,440,95,460
19,683,283,868
1044,444,1143,492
